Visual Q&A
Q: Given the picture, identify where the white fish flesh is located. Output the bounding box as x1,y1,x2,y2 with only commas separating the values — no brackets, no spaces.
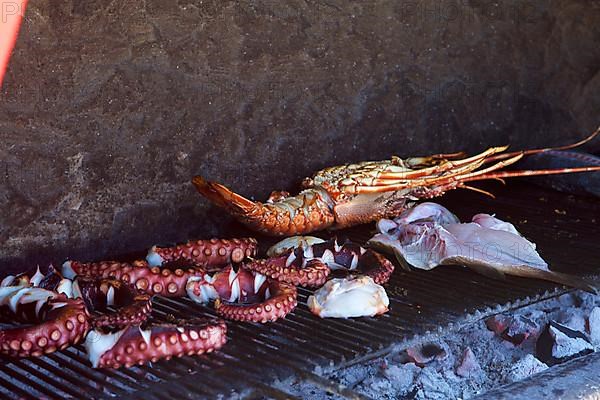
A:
307,276,389,318
368,203,595,292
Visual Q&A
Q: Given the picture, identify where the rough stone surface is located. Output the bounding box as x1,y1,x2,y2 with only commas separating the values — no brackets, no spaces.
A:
1,1,599,271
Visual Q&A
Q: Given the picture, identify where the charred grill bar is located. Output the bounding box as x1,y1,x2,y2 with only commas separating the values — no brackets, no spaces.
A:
0,181,598,399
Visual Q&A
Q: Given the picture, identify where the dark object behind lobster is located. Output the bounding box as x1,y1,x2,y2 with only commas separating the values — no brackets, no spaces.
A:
520,151,600,198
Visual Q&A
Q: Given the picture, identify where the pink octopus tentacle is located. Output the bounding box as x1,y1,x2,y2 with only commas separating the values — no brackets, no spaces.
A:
146,237,258,267
242,254,330,287
85,319,227,368
63,260,205,297
75,277,152,329
0,290,89,357
214,281,297,323
186,265,297,323
244,237,395,288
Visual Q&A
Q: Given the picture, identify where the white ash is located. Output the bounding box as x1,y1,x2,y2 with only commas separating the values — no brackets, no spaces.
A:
543,322,593,360
587,306,600,345
274,291,600,399
506,354,548,383
557,311,587,333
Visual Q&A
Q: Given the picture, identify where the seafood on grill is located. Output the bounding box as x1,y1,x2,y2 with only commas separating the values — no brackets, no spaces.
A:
186,265,297,323
63,237,257,297
193,128,600,235
0,238,258,364
63,259,207,297
0,282,89,357
73,276,152,329
266,236,327,257
307,276,390,318
368,202,597,292
28,266,152,329
0,266,152,358
244,236,394,288
85,318,227,368
146,237,257,267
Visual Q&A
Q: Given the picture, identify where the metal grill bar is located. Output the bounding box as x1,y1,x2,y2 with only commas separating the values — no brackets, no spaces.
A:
0,182,598,399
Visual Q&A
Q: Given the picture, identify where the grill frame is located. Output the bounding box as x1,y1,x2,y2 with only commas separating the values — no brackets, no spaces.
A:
1,181,599,399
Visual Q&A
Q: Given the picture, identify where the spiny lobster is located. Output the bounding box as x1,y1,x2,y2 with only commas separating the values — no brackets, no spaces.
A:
193,128,600,236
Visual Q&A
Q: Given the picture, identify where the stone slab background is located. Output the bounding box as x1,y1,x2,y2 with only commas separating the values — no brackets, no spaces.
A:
0,0,599,272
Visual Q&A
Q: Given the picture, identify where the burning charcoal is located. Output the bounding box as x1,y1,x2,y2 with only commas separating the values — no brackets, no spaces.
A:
456,348,483,380
536,321,593,365
405,343,447,366
587,307,600,345
506,354,548,383
485,314,539,345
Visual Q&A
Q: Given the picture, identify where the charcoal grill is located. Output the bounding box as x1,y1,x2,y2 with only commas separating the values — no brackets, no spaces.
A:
1,181,598,399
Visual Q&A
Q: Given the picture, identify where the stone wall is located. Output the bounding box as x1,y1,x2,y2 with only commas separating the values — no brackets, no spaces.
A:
1,0,599,272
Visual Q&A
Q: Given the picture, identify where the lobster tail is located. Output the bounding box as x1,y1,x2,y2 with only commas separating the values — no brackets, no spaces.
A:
193,176,336,235
192,176,256,215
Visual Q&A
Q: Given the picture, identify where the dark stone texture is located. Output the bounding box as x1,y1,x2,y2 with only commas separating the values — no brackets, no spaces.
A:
0,1,599,273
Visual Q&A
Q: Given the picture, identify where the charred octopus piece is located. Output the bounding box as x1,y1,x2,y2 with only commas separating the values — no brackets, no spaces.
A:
244,237,394,288
2,266,151,332
0,285,89,357
186,265,297,323
85,318,227,368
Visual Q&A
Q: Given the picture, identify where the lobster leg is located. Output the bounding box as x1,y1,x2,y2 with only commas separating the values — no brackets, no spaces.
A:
354,154,496,188
376,146,508,180
351,153,523,194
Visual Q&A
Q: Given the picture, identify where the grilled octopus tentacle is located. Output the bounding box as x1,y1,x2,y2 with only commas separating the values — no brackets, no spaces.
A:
243,254,331,288
146,237,258,267
15,266,152,329
243,237,394,288
64,237,258,297
85,318,227,368
186,266,297,323
0,287,89,357
74,277,152,329
63,260,205,297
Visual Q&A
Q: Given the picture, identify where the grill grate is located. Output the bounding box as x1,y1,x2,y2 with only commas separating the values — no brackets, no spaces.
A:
1,182,599,399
